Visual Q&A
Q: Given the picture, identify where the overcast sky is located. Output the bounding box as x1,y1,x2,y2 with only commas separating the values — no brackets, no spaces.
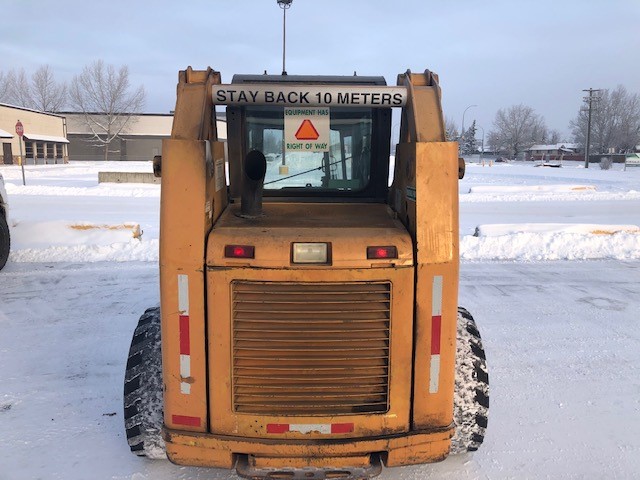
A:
2,0,639,139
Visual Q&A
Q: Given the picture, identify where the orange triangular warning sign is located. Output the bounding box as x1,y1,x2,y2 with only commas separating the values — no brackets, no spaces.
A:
295,119,320,140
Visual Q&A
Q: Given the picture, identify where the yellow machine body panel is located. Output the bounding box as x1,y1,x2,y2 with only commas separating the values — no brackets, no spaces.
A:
158,67,462,475
205,202,414,439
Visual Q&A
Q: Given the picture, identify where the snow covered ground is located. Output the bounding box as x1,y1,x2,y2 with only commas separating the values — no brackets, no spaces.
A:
1,160,639,479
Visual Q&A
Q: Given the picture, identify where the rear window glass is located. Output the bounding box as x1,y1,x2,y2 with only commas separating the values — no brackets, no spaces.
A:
245,107,373,191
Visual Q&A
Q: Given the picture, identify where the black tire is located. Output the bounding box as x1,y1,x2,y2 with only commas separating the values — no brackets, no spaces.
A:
123,307,166,458
450,307,489,454
0,211,9,271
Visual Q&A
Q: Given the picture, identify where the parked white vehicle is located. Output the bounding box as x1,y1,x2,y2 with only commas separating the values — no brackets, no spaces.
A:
0,172,9,270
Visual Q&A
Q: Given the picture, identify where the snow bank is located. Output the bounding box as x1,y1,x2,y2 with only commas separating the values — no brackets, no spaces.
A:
461,188,640,202
460,223,640,261
10,220,143,247
10,239,159,263
5,183,159,198
469,184,597,193
475,223,640,236
463,223,640,261
461,231,640,261
2,160,640,264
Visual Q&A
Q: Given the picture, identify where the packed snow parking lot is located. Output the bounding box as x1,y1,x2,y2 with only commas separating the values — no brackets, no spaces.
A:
1,160,640,479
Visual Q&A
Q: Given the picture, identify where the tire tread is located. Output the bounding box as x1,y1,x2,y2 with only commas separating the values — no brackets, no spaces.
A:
123,306,165,458
449,307,490,455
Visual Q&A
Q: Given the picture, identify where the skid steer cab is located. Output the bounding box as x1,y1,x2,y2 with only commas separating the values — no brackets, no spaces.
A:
123,67,489,479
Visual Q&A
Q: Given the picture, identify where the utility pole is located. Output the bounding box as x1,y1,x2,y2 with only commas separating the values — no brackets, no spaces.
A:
277,0,293,76
582,88,601,169
477,125,485,164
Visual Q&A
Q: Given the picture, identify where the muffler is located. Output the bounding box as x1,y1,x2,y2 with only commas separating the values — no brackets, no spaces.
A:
240,150,267,218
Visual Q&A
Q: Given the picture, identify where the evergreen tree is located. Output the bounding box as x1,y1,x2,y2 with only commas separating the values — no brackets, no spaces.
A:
462,120,478,155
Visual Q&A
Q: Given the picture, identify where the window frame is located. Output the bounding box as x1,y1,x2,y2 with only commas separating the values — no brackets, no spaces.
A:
227,103,391,203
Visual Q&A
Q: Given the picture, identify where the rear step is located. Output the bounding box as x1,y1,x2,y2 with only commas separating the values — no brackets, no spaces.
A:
236,453,383,480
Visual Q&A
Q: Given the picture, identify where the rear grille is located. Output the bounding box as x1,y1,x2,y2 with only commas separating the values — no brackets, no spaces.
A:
231,281,391,416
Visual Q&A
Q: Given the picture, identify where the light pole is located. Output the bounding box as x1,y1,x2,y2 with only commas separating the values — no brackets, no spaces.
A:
277,0,293,174
477,125,485,164
460,105,477,138
582,88,600,169
277,0,293,76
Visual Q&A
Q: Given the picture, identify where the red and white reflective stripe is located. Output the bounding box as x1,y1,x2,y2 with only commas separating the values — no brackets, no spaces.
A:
178,274,191,395
267,423,354,434
172,414,200,427
429,275,443,394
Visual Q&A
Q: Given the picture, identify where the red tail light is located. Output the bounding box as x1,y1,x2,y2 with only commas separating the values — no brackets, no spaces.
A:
367,246,397,259
224,245,255,259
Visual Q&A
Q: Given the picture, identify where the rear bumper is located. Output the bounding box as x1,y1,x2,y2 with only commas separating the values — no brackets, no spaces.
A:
163,425,454,469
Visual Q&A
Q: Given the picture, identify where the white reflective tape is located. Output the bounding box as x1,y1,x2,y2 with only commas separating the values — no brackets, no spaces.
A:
178,274,189,314
180,354,191,377
429,355,441,394
432,275,443,317
180,354,191,395
289,424,331,434
178,275,191,395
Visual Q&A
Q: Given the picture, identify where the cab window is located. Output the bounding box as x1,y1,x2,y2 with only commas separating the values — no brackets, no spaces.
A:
245,107,373,191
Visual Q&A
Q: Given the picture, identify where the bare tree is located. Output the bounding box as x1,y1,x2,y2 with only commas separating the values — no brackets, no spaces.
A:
445,116,459,142
488,104,548,158
30,65,67,112
570,85,640,153
69,60,145,161
6,69,33,108
0,66,67,112
547,129,563,144
0,71,11,103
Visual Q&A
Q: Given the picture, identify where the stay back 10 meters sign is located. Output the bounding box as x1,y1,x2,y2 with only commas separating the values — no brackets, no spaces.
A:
284,108,330,152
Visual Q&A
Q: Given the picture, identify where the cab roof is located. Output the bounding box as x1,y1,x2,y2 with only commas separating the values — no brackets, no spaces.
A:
231,74,387,86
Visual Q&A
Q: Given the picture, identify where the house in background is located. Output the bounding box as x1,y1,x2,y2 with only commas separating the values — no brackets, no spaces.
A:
2,108,228,163
0,103,69,164
64,113,227,161
527,143,582,161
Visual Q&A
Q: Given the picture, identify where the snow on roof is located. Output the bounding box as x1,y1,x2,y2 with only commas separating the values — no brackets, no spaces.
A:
528,143,580,151
0,102,65,118
23,134,69,144
0,128,13,139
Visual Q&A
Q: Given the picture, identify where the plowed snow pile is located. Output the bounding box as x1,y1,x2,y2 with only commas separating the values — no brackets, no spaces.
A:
2,160,639,262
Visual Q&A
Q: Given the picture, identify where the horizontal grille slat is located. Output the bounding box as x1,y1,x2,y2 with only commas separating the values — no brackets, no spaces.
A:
235,381,388,389
235,375,386,382
232,281,391,416
234,398,388,406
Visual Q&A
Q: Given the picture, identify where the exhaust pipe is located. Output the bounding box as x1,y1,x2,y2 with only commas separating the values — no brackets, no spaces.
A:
240,150,267,218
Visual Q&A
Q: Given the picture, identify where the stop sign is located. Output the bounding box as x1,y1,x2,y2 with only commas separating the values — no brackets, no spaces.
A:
15,120,24,137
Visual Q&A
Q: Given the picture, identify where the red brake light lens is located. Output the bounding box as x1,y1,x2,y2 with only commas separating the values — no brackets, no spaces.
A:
367,246,397,259
224,245,255,259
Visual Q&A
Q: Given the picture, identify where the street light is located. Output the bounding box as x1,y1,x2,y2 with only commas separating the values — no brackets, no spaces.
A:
461,104,478,145
277,0,293,76
277,0,293,174
477,125,485,164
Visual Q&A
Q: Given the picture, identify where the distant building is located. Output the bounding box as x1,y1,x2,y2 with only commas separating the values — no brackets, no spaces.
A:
0,103,69,164
64,113,172,161
527,143,582,161
476,145,497,156
64,112,227,161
